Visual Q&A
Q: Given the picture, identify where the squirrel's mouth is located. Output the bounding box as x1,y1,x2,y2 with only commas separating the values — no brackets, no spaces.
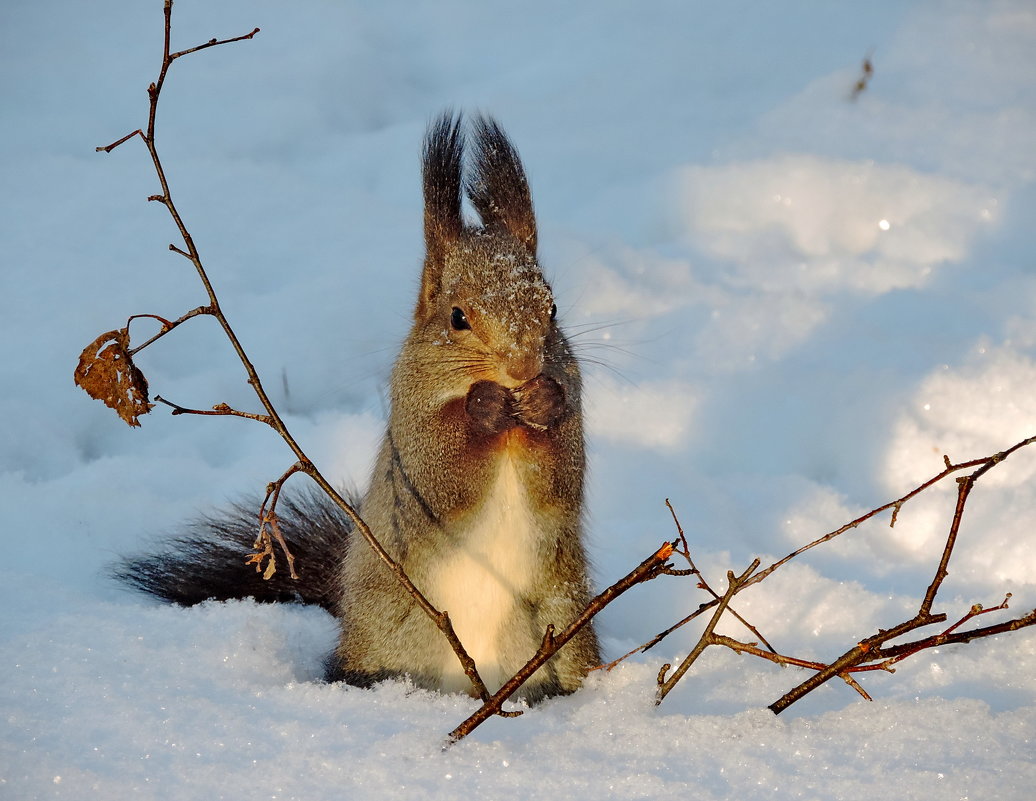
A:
494,363,545,389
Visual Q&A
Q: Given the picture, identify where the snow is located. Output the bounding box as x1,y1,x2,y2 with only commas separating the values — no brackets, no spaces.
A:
2,0,1035,798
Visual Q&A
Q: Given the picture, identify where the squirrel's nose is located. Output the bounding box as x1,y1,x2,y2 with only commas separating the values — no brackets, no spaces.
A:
504,353,542,384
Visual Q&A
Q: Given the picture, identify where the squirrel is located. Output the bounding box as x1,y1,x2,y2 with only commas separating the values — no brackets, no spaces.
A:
114,112,602,704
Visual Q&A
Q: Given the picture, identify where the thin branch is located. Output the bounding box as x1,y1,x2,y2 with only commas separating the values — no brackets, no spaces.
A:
641,436,1036,708
873,603,1036,663
655,560,759,704
666,500,777,656
595,610,697,672
753,436,1036,592
711,634,835,672
768,450,1002,714
919,475,973,616
842,673,873,701
710,635,876,700
152,395,274,424
96,129,146,153
768,611,945,714
94,0,505,705
127,313,174,329
923,594,1011,641
127,306,212,355
445,541,677,746
246,462,308,580
168,27,260,61
597,504,774,673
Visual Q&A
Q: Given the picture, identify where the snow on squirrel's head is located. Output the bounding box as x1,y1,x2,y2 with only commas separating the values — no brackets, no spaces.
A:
413,113,564,390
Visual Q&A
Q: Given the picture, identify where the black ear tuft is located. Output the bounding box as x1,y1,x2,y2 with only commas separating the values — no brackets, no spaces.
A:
418,112,465,320
467,115,537,254
422,111,465,262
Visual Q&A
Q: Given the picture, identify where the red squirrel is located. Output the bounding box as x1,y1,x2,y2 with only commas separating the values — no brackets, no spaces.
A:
116,113,601,702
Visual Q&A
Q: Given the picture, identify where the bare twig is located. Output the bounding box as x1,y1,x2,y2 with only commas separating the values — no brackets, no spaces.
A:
841,673,873,701
169,27,260,61
596,502,774,673
617,436,1036,707
594,602,715,673
919,475,973,616
768,612,946,714
94,0,496,705
126,308,212,355
768,440,1036,714
665,500,776,655
872,599,1035,664
711,635,876,700
445,541,678,746
96,129,145,153
247,462,308,580
655,560,760,704
710,592,1028,683
711,634,841,672
744,437,1036,592
153,395,274,424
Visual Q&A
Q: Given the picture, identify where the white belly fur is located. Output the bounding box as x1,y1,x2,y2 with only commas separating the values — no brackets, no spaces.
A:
427,452,540,693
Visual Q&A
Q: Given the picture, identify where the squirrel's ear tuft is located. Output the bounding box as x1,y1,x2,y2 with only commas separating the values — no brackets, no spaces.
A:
467,115,537,255
419,111,465,319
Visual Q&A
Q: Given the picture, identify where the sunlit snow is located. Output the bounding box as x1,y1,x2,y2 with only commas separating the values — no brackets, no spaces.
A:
2,1,1035,799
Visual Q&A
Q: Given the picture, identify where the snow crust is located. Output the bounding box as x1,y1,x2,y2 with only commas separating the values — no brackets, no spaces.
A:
2,0,1035,798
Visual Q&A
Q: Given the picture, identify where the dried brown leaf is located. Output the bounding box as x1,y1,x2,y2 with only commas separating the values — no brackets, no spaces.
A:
74,328,154,427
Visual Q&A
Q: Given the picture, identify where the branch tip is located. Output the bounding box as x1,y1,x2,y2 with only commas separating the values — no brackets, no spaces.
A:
96,129,145,153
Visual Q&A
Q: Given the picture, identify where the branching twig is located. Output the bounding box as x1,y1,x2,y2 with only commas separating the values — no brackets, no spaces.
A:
872,598,1035,664
768,441,1036,713
126,307,212,355
604,436,1036,708
711,635,876,700
248,462,308,580
446,541,678,746
596,501,777,673
665,500,776,655
91,0,495,707
655,560,759,704
768,612,946,714
710,591,1029,684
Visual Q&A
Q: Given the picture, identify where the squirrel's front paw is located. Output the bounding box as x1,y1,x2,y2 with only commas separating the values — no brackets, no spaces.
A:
513,375,566,431
465,380,518,436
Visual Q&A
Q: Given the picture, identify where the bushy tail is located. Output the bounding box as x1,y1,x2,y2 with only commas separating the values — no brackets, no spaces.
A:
111,489,354,613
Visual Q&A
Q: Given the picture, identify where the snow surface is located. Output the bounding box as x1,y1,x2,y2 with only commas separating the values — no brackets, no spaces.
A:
2,0,1035,798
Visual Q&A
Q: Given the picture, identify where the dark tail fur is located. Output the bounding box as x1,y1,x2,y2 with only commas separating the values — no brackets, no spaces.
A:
111,490,354,613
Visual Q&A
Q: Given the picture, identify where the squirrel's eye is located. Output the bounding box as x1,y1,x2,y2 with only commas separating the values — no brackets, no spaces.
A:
450,307,471,331
550,303,558,321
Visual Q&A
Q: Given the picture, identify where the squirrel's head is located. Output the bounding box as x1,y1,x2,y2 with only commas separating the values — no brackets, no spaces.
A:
413,113,563,390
